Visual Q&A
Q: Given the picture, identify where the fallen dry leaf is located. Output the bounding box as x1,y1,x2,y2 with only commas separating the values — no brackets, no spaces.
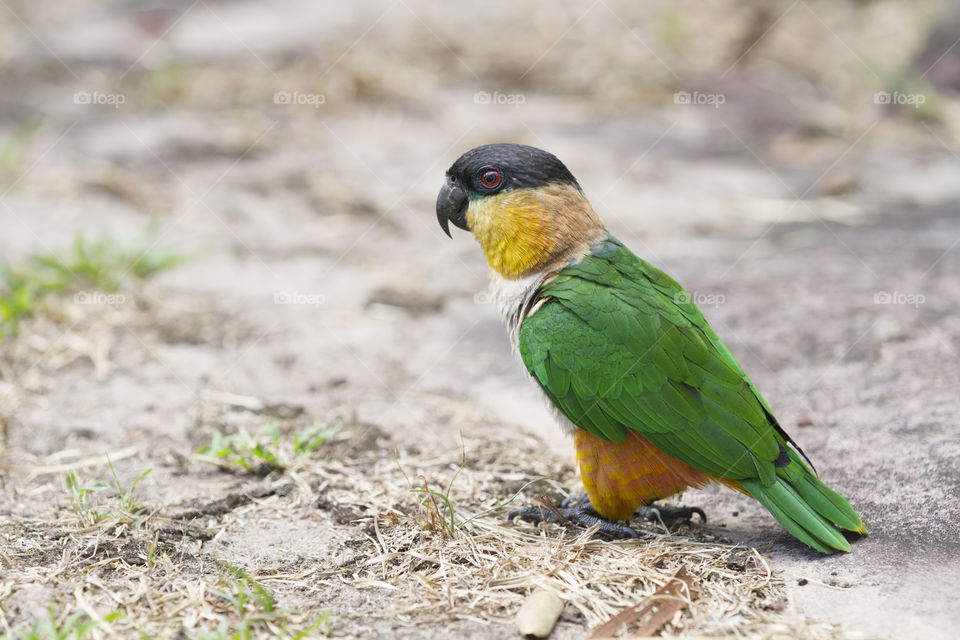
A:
589,567,698,639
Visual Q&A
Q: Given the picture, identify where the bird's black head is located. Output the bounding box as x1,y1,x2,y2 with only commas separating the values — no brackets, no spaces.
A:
435,143,581,236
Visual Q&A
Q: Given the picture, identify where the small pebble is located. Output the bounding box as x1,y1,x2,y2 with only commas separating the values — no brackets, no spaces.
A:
516,588,564,638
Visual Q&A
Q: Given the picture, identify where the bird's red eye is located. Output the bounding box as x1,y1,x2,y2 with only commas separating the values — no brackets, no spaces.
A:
480,170,501,189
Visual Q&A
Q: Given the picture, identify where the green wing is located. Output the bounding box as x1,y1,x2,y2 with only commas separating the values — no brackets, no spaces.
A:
518,235,865,552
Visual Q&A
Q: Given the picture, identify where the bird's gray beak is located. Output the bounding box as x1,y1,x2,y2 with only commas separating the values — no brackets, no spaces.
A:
436,177,469,238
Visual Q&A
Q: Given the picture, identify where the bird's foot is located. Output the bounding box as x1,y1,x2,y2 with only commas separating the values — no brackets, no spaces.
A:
509,493,639,539
636,503,707,524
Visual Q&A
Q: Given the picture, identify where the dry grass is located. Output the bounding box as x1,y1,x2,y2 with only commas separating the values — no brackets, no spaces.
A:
0,289,850,637
0,249,861,639
2,410,850,638
347,434,850,639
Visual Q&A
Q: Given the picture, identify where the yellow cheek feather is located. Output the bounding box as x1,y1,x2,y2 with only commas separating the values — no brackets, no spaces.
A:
466,189,555,279
465,184,604,279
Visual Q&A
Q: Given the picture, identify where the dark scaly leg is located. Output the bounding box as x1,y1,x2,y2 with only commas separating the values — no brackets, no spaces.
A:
509,493,638,539
510,493,706,538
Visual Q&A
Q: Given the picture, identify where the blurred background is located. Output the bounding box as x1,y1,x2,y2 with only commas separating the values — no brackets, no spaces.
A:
1,1,959,637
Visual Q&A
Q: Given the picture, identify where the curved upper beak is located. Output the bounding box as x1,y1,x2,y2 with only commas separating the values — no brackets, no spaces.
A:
436,177,469,238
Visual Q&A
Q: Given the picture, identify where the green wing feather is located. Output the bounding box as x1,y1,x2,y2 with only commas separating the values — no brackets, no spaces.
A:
518,235,865,553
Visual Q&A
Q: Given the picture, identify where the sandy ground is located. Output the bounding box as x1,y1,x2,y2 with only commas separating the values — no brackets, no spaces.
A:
2,1,960,638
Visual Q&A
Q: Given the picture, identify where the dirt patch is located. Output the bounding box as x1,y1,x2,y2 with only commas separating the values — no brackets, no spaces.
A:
0,415,845,638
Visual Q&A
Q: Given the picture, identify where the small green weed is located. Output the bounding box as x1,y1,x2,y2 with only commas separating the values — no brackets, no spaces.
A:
2,604,115,640
0,231,187,338
292,422,340,455
197,421,339,474
63,457,151,526
0,267,49,337
64,470,108,526
30,232,188,292
202,560,329,639
106,453,151,515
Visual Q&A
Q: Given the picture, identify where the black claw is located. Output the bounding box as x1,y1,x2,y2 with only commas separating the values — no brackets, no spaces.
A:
558,492,588,509
509,505,556,523
637,504,707,524
509,496,639,540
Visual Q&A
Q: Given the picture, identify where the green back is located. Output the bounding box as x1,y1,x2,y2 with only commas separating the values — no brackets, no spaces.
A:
517,235,866,552
518,235,788,487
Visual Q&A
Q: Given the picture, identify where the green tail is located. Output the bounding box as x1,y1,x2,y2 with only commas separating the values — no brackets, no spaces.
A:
740,450,867,554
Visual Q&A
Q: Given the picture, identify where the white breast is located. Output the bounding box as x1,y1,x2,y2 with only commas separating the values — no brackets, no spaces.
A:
489,270,546,350
488,269,579,436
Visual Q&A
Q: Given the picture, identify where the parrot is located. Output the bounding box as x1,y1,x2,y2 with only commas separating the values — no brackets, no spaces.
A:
435,143,866,553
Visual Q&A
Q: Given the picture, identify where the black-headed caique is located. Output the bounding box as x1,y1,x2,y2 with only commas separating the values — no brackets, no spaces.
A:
435,143,866,553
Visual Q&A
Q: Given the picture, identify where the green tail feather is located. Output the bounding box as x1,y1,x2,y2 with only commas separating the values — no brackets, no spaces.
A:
740,460,866,554
779,450,867,534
